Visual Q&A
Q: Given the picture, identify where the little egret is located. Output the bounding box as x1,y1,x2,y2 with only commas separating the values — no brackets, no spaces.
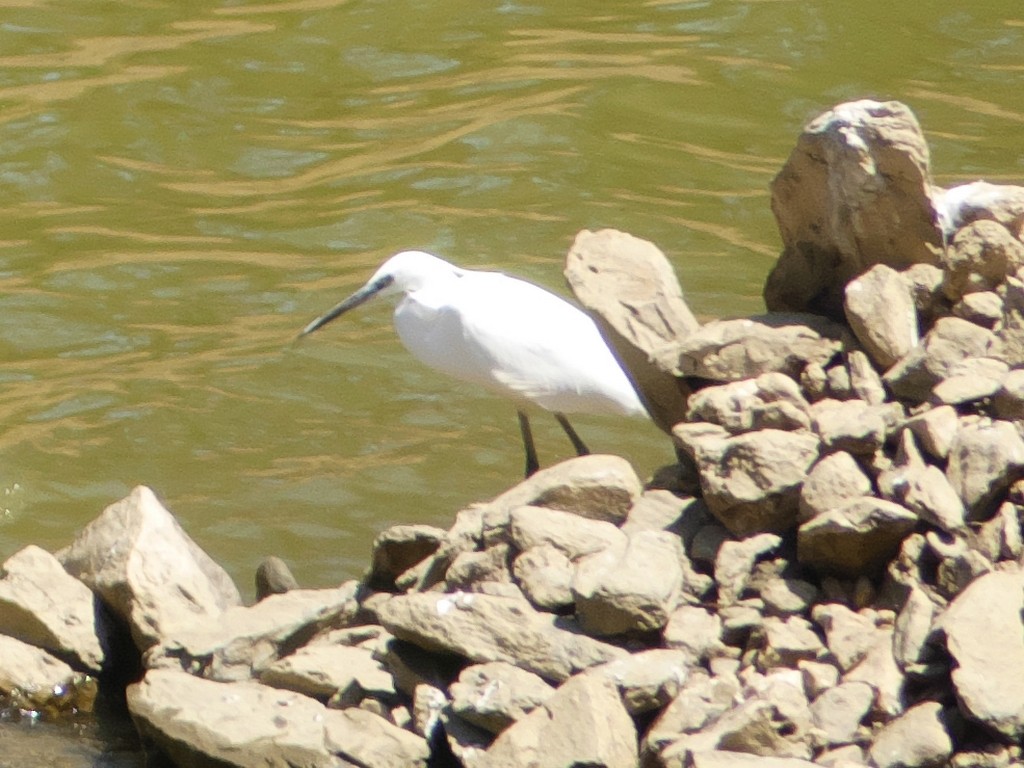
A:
300,250,647,476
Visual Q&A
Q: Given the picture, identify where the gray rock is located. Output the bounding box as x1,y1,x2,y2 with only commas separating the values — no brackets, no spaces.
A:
930,356,1009,406
449,661,555,734
942,219,1024,301
255,556,299,600
368,524,446,591
488,454,642,526
844,264,919,369
946,416,1024,520
0,545,113,674
757,616,826,670
481,673,637,768
799,452,873,523
128,668,429,768
811,604,880,672
564,228,699,433
869,701,953,768
572,530,684,636
798,660,839,700
512,545,574,611
685,373,811,434
809,681,873,747
715,533,782,607
260,642,395,704
509,505,624,561
904,405,959,461
677,314,844,382
952,290,1003,328
847,349,888,405
663,605,724,662
0,634,90,712
938,569,1024,740
810,398,888,455
377,592,625,683
691,428,820,536
878,430,966,532
884,317,996,403
147,584,359,682
58,486,241,652
798,497,917,577
765,100,943,319
591,648,692,715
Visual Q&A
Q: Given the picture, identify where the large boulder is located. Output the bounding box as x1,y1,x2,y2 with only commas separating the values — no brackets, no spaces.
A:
765,100,944,319
58,486,241,652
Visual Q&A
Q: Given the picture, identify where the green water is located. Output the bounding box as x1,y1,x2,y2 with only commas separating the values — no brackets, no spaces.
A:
0,0,1021,762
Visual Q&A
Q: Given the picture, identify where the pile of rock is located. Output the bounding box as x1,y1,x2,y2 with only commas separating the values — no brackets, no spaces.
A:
2,99,1024,768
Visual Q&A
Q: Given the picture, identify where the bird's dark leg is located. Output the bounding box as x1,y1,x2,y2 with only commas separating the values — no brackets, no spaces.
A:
555,413,590,457
518,410,540,477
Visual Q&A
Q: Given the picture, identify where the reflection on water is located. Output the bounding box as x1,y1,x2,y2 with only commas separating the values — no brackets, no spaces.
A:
0,0,1022,762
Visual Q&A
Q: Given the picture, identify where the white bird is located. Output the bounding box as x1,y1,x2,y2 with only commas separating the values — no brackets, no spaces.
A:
300,250,647,476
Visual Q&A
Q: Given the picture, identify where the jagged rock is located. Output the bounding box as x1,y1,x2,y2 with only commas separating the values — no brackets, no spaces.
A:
146,584,359,682
411,682,446,739
810,398,888,455
997,273,1024,366
676,314,843,382
811,604,881,672
449,661,555,734
756,616,826,670
993,368,1024,419
765,100,943,319
884,317,996,403
953,290,1002,328
446,544,513,590
869,701,953,768
798,497,917,576
844,264,919,369
481,673,637,768
878,430,966,532
715,533,782,607
905,405,959,461
58,486,241,652
685,373,811,434
509,505,625,560
946,416,1024,520
942,219,1024,301
260,642,395,704
255,556,299,600
893,586,938,671
758,577,820,617
512,545,574,611
938,569,1024,740
564,228,699,433
0,634,93,713
971,501,1023,563
377,592,625,682
128,668,428,768
799,452,873,522
487,454,642,526
902,263,946,325
644,669,742,760
689,753,819,768
591,649,691,715
930,356,1009,406
847,349,888,404
0,545,113,674
843,626,905,717
664,605,724,662
809,681,873,747
572,530,684,636
620,490,709,544
658,671,813,762
798,660,839,700
368,524,446,591
689,428,820,536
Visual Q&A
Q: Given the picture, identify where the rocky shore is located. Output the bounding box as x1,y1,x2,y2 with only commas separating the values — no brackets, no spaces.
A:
3,99,1024,767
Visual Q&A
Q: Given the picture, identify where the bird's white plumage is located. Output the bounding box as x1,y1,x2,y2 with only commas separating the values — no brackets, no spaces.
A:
300,250,647,474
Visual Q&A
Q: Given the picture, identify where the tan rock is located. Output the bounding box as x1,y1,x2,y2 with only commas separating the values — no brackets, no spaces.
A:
869,701,953,768
844,264,919,369
884,317,996,403
799,452,873,523
942,219,1024,300
368,524,446,591
946,416,1024,520
449,661,554,734
509,505,624,560
511,545,574,611
798,498,917,577
685,373,811,434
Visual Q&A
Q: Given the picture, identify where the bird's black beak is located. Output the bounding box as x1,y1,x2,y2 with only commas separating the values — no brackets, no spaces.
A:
298,274,395,337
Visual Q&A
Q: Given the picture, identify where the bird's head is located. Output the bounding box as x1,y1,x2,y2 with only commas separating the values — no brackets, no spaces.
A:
299,250,461,337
